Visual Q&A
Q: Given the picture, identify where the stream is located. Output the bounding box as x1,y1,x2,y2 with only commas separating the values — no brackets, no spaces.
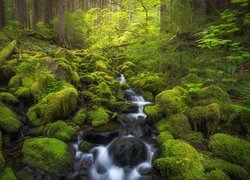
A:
67,75,157,180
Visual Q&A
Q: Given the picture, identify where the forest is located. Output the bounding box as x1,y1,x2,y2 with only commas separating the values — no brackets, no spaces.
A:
0,0,249,179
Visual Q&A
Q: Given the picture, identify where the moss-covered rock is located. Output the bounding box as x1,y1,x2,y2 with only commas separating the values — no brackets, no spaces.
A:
72,108,87,125
208,133,250,170
79,141,91,152
203,159,248,180
0,92,19,105
187,103,221,135
22,138,73,176
155,86,188,117
141,91,154,102
206,169,230,180
0,40,16,62
154,139,205,179
156,131,174,145
95,60,108,71
0,167,17,180
88,107,109,127
197,85,230,106
168,114,191,138
145,105,161,124
155,118,171,133
27,84,78,126
0,102,21,133
43,121,76,142
180,73,202,85
183,131,204,147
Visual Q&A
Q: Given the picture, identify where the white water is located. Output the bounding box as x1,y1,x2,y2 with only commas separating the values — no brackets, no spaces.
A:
69,74,156,180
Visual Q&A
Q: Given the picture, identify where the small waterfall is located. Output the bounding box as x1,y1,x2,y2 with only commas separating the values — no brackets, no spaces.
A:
68,74,156,180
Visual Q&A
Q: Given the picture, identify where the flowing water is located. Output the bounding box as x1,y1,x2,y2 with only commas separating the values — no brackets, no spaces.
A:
68,74,157,180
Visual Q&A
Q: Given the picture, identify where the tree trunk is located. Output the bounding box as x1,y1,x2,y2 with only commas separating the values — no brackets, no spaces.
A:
0,0,5,29
59,0,67,45
45,0,53,24
15,0,27,28
160,0,167,33
72,0,79,11
33,0,39,28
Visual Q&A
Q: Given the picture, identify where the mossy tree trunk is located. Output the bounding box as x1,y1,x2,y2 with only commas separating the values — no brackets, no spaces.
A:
0,40,17,62
160,0,167,34
58,0,67,46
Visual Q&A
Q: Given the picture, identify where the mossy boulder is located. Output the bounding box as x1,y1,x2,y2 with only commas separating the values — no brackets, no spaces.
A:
155,86,188,117
183,131,204,147
43,121,76,142
186,103,221,135
88,107,109,127
27,84,78,126
203,159,248,180
208,133,250,170
0,64,15,85
206,170,230,180
181,73,202,85
145,105,161,124
141,91,154,102
22,138,73,176
155,118,171,133
168,114,191,138
0,167,17,180
72,108,87,125
0,40,16,62
154,139,205,179
79,141,91,152
156,131,174,145
0,102,21,133
0,92,19,105
95,60,108,71
197,85,230,105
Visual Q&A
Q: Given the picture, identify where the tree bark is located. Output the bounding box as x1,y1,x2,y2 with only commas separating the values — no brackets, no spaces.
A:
33,0,40,28
160,0,167,33
72,0,79,11
45,0,53,24
0,0,5,29
15,0,28,28
59,0,67,45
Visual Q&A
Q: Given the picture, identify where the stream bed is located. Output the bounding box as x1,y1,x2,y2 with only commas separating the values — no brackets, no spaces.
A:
67,75,158,180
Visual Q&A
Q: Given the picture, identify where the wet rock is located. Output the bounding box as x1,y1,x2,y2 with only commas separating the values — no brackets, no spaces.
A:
138,165,153,176
108,137,147,167
131,126,144,138
80,156,93,175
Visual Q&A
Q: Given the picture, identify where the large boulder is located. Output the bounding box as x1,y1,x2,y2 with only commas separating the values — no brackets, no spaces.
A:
88,107,109,127
0,102,21,133
208,133,250,170
22,138,73,176
108,137,147,167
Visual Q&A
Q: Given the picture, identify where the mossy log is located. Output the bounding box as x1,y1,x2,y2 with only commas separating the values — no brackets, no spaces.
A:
0,40,17,62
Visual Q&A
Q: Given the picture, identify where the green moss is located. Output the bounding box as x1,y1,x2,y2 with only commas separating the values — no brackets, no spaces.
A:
168,114,191,138
155,118,171,132
22,138,72,176
206,170,230,180
208,133,250,170
0,167,16,180
0,151,4,170
145,105,161,124
43,121,76,142
0,40,17,62
197,85,230,105
155,86,188,117
88,107,109,127
141,91,154,102
15,170,34,180
27,83,78,126
72,108,87,125
95,60,108,71
154,139,205,179
0,92,19,104
156,131,174,145
181,73,202,85
183,131,204,147
187,103,221,135
79,141,91,152
0,131,2,151
0,102,21,133
203,159,248,180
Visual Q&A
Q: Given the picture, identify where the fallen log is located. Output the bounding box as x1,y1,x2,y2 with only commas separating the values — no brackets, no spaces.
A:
0,40,17,62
